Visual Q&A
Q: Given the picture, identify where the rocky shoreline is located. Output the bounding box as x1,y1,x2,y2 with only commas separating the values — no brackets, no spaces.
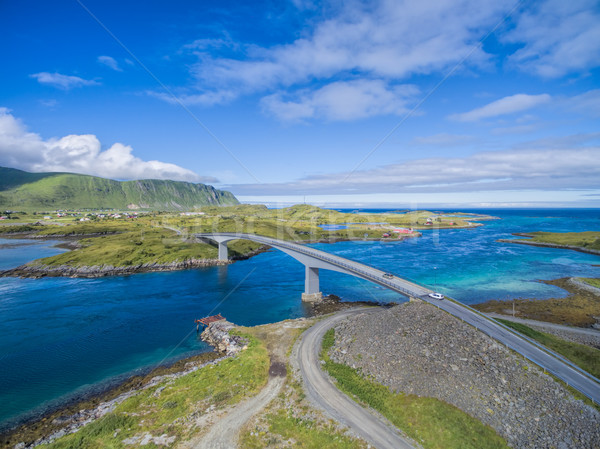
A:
0,350,223,449
0,320,248,449
0,258,230,278
329,301,600,449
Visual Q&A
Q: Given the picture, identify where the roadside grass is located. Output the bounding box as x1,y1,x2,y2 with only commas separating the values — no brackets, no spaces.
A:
241,409,367,449
321,329,509,449
240,371,368,449
496,319,600,379
44,332,269,449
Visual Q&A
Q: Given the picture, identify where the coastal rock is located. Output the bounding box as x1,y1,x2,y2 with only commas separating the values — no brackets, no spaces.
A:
329,302,600,449
201,320,247,356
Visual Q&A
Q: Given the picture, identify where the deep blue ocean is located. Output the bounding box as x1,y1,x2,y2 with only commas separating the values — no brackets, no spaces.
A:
1,208,599,430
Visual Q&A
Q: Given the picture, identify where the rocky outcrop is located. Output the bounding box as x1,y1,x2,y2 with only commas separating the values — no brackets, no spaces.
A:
329,302,600,449
0,259,230,278
201,321,247,356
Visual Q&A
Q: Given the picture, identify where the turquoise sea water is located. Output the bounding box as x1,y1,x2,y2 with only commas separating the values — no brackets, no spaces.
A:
0,208,599,430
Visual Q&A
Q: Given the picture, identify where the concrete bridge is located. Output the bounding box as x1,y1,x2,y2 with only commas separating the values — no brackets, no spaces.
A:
196,232,600,404
195,232,431,302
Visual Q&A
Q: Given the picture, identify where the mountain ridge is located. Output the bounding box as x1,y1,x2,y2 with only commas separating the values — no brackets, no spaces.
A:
0,166,239,211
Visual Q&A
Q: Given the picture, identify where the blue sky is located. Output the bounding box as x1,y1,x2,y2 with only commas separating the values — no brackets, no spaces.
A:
1,0,599,207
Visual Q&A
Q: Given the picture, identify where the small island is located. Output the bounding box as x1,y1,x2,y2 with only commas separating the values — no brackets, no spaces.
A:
498,231,600,256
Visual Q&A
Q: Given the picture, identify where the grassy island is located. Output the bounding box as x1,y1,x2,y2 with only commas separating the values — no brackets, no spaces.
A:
500,231,600,255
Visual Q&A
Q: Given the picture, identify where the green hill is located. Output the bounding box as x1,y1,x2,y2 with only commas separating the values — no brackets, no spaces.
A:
0,167,239,211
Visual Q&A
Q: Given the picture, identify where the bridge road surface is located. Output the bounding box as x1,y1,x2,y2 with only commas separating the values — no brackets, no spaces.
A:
293,308,416,449
197,233,600,404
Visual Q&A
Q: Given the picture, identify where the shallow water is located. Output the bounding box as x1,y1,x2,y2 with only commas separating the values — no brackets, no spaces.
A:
0,208,599,429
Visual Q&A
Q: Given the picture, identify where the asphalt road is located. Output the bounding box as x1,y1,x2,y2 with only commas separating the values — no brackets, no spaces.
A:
293,308,416,449
420,295,600,403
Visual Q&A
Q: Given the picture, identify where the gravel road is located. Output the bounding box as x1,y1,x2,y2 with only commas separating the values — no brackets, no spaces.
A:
193,373,285,449
292,308,417,449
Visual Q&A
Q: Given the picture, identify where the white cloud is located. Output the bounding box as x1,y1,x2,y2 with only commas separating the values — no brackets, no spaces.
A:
30,72,100,90
147,89,238,107
0,108,213,183
491,124,540,135
154,0,511,114
150,0,600,118
97,55,122,71
229,145,600,195
197,0,507,87
449,94,551,122
40,99,58,108
261,80,419,121
563,89,600,118
503,0,600,77
412,133,477,147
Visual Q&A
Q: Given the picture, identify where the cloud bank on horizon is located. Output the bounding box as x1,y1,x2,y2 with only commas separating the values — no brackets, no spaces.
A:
228,143,600,195
0,109,213,183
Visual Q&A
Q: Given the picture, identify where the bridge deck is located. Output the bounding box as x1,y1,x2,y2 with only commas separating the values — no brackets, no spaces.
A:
197,232,431,299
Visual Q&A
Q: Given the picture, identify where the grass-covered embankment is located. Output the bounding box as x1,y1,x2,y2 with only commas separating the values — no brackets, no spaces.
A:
320,329,508,449
496,319,600,379
41,331,269,449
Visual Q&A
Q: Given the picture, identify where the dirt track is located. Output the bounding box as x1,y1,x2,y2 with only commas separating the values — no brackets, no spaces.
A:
292,308,416,449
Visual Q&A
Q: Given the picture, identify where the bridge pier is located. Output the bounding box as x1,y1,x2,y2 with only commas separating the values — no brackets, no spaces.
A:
302,266,323,302
218,241,228,261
